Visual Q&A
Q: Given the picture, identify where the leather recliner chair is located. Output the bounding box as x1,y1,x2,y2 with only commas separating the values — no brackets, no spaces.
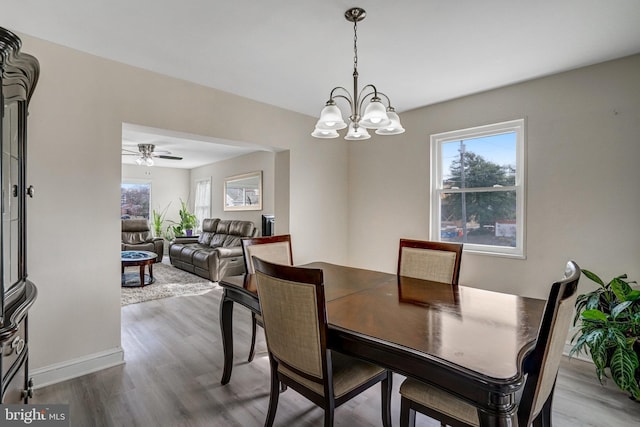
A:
121,219,164,263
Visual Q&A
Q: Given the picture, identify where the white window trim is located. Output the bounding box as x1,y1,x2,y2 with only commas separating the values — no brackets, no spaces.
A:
430,119,526,258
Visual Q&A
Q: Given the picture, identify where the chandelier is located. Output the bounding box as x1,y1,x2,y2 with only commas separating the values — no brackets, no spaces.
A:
135,143,155,166
312,7,405,140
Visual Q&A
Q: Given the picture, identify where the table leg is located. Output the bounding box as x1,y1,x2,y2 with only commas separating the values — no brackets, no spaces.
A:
478,397,518,427
220,290,234,385
139,265,145,287
149,263,154,282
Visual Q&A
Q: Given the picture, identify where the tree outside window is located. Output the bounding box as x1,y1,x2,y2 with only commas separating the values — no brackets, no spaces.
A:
121,182,151,219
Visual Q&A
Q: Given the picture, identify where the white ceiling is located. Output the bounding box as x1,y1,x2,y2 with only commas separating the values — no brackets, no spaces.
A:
121,124,267,169
4,1,640,167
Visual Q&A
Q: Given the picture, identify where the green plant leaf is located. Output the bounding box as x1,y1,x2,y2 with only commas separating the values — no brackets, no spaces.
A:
569,335,586,357
611,277,632,301
586,292,604,310
608,328,629,348
581,309,607,321
582,329,608,374
627,290,640,302
582,269,605,287
611,301,633,320
609,347,640,397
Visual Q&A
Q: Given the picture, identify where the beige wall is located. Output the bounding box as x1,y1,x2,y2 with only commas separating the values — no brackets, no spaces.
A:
20,33,348,381
274,150,291,235
190,150,279,231
348,54,640,299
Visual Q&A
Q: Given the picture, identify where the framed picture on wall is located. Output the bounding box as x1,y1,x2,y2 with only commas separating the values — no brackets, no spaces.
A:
223,171,262,211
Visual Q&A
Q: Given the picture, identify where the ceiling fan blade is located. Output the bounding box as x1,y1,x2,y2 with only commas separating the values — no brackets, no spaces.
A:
122,148,139,154
156,155,183,160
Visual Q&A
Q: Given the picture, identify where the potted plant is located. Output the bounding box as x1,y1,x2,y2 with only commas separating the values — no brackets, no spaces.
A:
167,199,198,237
151,204,170,238
570,269,640,400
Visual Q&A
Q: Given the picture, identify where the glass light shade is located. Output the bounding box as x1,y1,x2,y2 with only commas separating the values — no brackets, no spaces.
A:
360,100,391,129
144,157,154,166
135,157,144,165
316,104,347,130
375,111,405,135
344,122,371,140
311,127,339,139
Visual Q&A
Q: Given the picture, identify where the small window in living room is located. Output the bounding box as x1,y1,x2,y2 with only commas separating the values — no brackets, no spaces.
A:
121,182,151,219
194,178,211,233
430,119,525,257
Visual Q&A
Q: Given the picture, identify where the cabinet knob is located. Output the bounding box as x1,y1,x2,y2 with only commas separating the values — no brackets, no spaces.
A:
26,185,35,198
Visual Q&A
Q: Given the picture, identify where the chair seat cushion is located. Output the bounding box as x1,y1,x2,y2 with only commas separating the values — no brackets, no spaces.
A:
279,351,385,399
180,244,204,261
192,248,218,269
399,378,479,426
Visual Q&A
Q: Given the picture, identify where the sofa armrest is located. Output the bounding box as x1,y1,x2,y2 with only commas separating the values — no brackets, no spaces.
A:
215,246,243,258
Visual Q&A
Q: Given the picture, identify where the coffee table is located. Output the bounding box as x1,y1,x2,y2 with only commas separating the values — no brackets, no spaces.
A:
121,250,158,287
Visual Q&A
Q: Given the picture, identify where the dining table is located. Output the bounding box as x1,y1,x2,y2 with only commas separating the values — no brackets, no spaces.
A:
218,262,546,427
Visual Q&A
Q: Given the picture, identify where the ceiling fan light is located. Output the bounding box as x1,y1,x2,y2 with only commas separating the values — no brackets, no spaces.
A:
145,157,154,167
316,104,347,130
360,99,391,129
135,157,144,165
375,111,405,135
311,127,340,139
344,122,371,140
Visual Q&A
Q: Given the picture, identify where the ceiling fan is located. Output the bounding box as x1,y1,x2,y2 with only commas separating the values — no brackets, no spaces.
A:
122,143,183,166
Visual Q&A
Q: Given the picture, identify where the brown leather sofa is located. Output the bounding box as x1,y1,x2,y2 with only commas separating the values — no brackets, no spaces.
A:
169,218,257,282
121,219,164,263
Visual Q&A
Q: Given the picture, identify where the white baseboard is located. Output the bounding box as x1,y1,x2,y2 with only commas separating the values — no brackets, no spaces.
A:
31,347,125,389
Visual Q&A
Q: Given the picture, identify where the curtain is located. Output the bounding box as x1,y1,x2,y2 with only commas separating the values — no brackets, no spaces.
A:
194,178,211,233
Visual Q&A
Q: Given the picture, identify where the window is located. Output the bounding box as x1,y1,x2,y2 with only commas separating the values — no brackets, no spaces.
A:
121,182,151,219
430,119,525,257
194,178,211,233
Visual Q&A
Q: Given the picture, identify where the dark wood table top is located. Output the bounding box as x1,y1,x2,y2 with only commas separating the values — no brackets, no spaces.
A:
220,261,546,383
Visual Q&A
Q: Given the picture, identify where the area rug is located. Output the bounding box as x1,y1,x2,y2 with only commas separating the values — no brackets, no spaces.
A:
121,262,219,306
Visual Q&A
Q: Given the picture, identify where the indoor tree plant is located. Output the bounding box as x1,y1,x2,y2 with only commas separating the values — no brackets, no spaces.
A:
570,269,640,400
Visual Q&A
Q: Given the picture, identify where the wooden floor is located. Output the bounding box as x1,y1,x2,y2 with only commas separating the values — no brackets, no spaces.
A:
33,287,640,426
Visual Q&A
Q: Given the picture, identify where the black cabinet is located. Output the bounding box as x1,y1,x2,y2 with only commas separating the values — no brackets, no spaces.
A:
262,215,275,236
0,27,38,403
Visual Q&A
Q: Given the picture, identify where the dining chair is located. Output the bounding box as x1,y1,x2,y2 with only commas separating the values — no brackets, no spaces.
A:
397,239,463,285
399,261,581,427
253,257,392,427
241,234,294,362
